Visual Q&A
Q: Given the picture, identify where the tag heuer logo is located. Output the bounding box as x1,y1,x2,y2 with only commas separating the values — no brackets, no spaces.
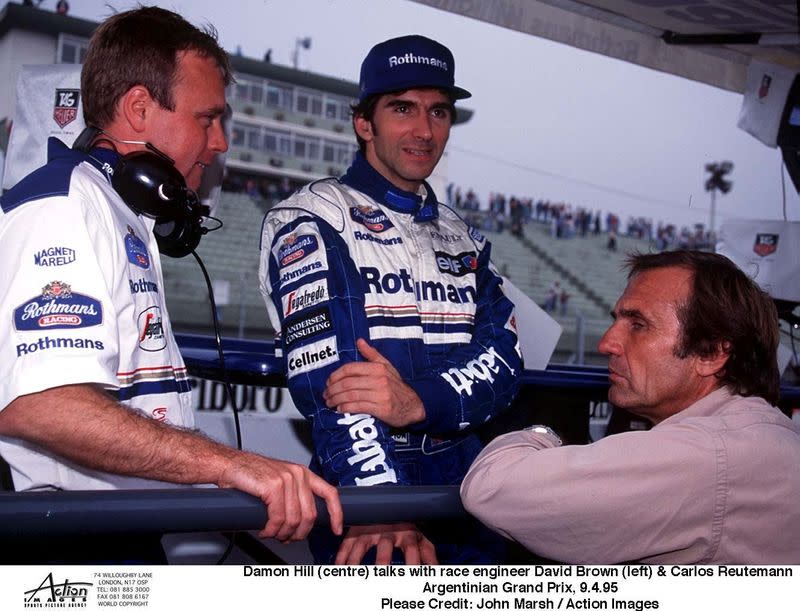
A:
753,233,778,257
53,89,80,128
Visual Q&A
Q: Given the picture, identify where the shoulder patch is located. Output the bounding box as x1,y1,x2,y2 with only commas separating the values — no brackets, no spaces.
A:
14,281,103,330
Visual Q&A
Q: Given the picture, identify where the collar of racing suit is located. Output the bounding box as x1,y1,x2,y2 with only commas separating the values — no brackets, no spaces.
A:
340,151,439,222
48,136,122,176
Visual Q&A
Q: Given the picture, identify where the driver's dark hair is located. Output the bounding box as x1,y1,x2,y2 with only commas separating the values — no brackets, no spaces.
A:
350,90,457,153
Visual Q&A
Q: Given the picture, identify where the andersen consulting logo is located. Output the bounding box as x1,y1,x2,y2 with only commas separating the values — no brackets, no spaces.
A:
23,572,92,607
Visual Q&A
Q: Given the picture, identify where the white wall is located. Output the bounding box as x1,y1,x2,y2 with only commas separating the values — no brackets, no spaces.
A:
0,29,58,121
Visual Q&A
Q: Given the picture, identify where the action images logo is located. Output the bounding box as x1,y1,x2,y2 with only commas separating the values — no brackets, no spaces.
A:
23,572,92,607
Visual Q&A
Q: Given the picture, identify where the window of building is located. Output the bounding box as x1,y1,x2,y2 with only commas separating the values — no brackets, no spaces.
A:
264,128,292,155
323,141,335,163
231,126,245,147
296,89,323,116
249,83,264,104
325,101,338,120
247,129,262,151
266,83,293,109
57,34,90,64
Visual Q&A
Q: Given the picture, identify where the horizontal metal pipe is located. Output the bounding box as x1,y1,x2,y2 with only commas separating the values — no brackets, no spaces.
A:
0,485,464,538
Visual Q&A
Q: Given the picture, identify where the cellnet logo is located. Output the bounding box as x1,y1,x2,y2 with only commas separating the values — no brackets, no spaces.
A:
388,53,447,71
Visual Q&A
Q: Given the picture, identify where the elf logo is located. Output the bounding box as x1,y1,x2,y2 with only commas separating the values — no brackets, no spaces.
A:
435,251,478,276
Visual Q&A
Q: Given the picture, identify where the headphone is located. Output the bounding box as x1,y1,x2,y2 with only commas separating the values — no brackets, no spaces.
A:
73,126,209,258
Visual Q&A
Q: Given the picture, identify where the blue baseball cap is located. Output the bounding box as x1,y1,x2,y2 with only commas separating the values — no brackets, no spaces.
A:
358,35,471,102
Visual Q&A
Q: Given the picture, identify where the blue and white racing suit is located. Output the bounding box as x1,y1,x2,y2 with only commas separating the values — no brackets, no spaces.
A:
259,153,522,562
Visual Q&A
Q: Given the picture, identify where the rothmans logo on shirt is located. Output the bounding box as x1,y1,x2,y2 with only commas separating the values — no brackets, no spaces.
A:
388,53,447,71
14,281,103,331
349,205,394,233
278,233,319,268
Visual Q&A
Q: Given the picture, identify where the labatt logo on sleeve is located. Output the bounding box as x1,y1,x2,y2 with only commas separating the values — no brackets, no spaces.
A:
14,281,103,331
349,204,394,233
278,233,319,268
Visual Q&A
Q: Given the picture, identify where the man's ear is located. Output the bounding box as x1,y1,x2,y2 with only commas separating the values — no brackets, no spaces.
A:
695,341,731,378
353,114,374,143
118,85,155,134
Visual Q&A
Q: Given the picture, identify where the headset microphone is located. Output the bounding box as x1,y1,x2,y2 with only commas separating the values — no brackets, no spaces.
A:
73,126,212,257
111,150,205,257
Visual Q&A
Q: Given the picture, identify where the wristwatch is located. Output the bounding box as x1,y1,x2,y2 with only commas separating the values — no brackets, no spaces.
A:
525,424,563,447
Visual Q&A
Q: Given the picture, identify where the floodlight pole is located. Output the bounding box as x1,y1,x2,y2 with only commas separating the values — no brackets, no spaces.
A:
709,188,717,236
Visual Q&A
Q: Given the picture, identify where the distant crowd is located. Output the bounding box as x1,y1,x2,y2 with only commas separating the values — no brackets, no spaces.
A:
446,182,715,252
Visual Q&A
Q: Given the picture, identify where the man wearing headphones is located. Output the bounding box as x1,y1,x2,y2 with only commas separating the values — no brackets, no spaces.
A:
260,35,521,564
0,7,341,563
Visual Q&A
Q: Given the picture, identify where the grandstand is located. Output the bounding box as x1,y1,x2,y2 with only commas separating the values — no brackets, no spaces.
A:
162,192,273,338
483,221,653,363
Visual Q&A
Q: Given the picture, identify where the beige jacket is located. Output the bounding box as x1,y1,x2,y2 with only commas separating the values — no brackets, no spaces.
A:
461,387,800,564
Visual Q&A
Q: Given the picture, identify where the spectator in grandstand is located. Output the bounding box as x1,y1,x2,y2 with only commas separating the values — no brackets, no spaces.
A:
0,6,341,564
260,34,521,565
462,250,800,564
543,281,559,313
558,287,570,316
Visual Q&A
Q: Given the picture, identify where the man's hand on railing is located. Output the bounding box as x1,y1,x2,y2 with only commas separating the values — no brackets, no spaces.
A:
335,522,438,565
219,452,343,542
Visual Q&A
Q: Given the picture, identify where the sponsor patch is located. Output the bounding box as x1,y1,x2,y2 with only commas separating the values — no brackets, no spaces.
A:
279,261,324,285
360,266,476,304
124,226,150,269
277,233,319,268
354,230,402,246
16,336,104,356
337,412,398,486
468,226,485,244
430,230,462,243
33,246,76,267
349,204,394,233
53,88,80,128
284,307,333,349
753,233,778,257
272,224,328,285
129,278,159,294
435,251,478,276
286,336,338,378
441,346,515,398
282,279,328,316
14,282,103,331
138,306,166,351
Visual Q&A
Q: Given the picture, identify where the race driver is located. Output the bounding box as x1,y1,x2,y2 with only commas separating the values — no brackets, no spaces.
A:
259,35,522,564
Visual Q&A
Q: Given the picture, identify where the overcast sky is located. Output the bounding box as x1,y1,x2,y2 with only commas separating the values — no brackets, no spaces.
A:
41,0,800,228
